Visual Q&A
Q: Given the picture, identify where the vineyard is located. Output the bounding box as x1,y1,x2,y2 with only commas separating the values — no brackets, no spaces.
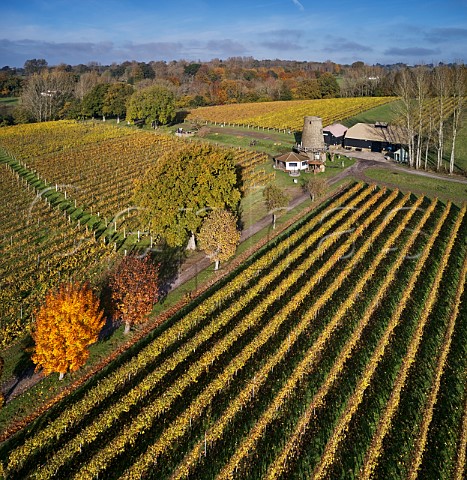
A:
1,182,466,479
0,121,275,347
187,97,395,131
0,149,116,347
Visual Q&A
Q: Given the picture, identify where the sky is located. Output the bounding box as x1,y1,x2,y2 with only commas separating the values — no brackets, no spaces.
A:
1,0,467,68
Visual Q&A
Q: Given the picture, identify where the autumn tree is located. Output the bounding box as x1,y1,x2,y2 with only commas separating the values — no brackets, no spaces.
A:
198,209,241,270
133,143,241,248
32,283,104,380
24,58,48,76
81,83,111,119
126,84,176,126
108,255,160,334
263,184,290,229
306,176,328,202
296,78,321,99
102,82,134,122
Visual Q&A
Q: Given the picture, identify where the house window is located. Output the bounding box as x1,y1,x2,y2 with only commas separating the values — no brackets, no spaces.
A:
288,162,298,167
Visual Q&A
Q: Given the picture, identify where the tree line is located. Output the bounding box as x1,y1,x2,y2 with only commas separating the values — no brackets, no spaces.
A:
0,57,408,125
394,64,466,174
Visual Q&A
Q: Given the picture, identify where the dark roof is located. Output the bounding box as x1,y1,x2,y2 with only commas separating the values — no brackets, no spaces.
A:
274,151,309,162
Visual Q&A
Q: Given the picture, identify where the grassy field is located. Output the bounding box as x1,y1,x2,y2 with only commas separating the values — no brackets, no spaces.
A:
341,99,400,127
364,167,467,204
0,97,19,107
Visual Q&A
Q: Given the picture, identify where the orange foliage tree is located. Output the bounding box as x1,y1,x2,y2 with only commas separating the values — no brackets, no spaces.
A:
32,283,104,380
108,255,160,334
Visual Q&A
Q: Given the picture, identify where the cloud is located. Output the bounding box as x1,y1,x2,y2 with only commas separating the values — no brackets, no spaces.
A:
425,27,467,43
260,40,305,51
120,41,184,59
291,0,305,10
204,39,248,57
384,46,439,57
259,28,305,52
0,38,185,65
323,39,373,53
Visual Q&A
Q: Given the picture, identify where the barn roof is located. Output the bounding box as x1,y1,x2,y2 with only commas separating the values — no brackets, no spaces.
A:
274,151,309,162
345,122,409,144
323,123,347,137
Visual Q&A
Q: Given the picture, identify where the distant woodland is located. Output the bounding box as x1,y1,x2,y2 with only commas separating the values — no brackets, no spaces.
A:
0,57,465,127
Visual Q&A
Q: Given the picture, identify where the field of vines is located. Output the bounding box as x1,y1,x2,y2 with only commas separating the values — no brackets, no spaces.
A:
0,150,116,348
2,182,466,479
0,121,275,347
187,97,395,131
0,122,271,219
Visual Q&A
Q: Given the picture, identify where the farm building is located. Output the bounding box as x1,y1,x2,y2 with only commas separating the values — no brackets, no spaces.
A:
394,147,409,163
273,151,325,174
274,151,310,173
274,116,327,174
343,122,408,153
323,123,348,147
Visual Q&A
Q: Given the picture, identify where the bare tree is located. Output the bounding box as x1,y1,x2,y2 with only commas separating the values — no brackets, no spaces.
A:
394,68,416,167
22,69,75,121
449,63,466,174
413,65,430,169
432,65,450,171
74,71,101,101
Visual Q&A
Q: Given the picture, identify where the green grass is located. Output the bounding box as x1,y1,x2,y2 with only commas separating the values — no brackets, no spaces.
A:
0,324,127,433
0,97,19,107
167,122,296,155
363,167,467,205
342,99,400,127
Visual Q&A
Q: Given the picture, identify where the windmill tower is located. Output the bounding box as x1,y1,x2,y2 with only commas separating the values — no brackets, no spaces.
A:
296,116,327,162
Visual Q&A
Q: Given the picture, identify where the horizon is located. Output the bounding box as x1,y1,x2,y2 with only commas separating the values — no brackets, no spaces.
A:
1,0,467,68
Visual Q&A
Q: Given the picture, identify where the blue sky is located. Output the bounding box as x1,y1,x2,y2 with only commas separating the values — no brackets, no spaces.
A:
1,0,467,67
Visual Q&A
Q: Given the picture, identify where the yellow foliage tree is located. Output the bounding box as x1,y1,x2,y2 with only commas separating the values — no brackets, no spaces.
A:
32,283,104,380
197,209,241,270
